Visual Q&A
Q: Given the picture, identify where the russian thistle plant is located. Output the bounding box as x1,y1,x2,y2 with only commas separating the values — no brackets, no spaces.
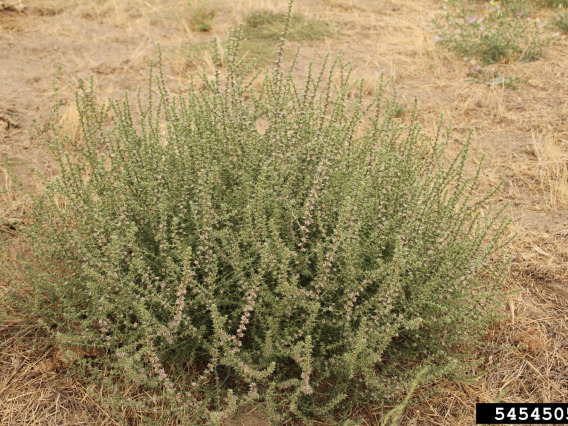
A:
1,12,512,424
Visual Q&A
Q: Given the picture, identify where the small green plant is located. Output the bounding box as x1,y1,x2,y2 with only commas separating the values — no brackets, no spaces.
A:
1,7,512,424
466,67,522,89
187,0,215,32
553,12,568,32
432,0,551,64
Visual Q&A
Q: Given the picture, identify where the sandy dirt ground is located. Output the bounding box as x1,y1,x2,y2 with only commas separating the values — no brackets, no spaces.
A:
1,0,567,424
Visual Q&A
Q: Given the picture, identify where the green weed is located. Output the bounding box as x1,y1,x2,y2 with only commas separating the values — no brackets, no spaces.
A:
432,0,551,65
466,68,522,89
553,12,568,32
187,0,216,32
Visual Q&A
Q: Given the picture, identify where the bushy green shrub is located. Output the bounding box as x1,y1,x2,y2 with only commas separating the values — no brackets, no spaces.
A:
432,0,551,65
1,16,511,425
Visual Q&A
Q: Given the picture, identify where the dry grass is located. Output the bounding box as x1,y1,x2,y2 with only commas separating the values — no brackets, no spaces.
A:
513,133,568,209
182,8,334,69
0,329,119,425
1,0,567,424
